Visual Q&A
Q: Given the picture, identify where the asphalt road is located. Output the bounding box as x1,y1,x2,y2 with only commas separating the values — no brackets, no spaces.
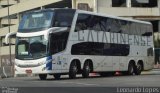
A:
0,69,160,93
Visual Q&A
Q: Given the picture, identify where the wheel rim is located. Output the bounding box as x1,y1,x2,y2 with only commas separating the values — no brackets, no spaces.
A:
129,64,134,75
82,62,90,78
130,67,133,74
137,63,142,71
73,65,77,74
86,65,90,72
69,62,77,78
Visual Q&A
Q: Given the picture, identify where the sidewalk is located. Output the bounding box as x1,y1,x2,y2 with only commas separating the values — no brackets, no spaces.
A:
141,68,160,75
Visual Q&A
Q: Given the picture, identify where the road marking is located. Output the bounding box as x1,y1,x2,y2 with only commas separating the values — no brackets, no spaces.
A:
54,81,100,86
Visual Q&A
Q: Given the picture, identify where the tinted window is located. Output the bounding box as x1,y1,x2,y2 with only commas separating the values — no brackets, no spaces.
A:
75,14,92,31
18,11,54,32
148,47,153,56
103,43,130,56
75,14,109,32
53,10,75,27
89,16,107,31
75,14,152,36
49,31,69,55
71,42,130,56
141,24,152,36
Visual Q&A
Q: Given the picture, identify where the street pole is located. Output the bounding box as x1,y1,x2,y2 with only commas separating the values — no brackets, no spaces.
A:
7,0,12,77
127,0,131,7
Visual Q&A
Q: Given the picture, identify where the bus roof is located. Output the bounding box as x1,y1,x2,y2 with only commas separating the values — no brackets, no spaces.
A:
23,8,75,14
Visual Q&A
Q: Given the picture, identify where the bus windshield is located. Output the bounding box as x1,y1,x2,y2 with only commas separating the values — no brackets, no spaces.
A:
18,9,75,32
16,36,47,60
18,11,54,32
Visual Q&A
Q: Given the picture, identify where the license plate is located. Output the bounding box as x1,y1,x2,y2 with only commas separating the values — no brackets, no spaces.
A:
25,69,32,74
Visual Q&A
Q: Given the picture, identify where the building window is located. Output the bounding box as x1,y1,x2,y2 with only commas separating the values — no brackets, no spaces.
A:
112,0,127,7
131,0,157,7
77,3,93,11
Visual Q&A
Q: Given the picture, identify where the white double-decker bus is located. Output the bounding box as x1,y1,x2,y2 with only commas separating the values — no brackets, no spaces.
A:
7,9,154,80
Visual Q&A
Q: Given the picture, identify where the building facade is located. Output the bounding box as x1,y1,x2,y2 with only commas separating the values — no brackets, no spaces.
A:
0,0,160,77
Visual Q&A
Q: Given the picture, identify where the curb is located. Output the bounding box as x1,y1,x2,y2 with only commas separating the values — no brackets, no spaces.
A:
141,71,150,75
141,69,160,75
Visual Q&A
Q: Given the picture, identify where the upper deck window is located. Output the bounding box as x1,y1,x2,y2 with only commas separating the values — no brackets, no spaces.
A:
52,9,75,27
18,11,54,32
18,9,75,32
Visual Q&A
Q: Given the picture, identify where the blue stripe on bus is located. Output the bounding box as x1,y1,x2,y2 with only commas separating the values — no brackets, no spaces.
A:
46,56,52,70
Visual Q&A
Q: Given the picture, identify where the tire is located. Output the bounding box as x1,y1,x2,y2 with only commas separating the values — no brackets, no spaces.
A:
135,62,143,75
39,74,47,80
53,74,61,80
69,62,77,79
82,62,90,78
127,62,135,75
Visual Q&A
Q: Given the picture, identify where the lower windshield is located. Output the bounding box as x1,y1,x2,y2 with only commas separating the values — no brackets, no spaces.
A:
16,36,47,60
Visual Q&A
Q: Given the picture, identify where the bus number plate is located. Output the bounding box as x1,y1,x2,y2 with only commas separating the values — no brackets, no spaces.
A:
25,69,32,74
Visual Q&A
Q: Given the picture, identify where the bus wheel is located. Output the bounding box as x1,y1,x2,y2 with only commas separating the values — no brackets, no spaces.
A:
39,74,47,80
135,62,143,75
82,61,90,78
69,61,77,79
128,62,135,75
53,74,61,80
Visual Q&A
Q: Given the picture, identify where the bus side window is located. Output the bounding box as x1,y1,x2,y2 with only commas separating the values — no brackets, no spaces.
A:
53,11,74,27
75,14,91,32
49,32,69,55
148,47,153,56
108,18,118,33
119,20,128,33
91,16,106,32
135,23,140,35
